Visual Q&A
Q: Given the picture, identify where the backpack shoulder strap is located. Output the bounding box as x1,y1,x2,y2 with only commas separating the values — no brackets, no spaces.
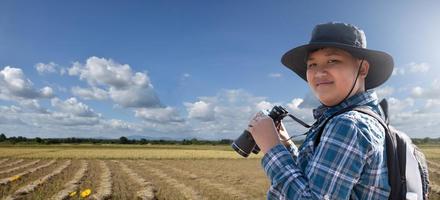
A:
352,106,407,200
313,105,407,200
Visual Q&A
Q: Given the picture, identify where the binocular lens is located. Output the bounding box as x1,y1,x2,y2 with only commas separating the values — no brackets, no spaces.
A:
231,129,258,157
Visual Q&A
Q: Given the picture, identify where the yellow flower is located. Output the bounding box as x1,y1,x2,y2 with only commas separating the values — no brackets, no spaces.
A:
80,189,92,198
69,191,77,197
9,175,20,182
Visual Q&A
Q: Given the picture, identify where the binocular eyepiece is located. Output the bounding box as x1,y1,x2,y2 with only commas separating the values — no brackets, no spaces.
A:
231,105,289,157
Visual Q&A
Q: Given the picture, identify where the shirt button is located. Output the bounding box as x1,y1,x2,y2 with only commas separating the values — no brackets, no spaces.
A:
324,194,330,200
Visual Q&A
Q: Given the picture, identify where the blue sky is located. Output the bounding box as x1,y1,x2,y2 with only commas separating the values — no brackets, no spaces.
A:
0,1,439,139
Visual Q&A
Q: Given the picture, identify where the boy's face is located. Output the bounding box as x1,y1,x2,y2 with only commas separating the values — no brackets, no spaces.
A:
306,47,367,106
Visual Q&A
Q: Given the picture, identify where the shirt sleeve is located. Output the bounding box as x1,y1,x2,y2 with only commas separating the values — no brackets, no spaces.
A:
261,115,371,200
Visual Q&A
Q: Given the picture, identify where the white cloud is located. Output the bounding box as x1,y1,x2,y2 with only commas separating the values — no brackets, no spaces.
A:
185,101,215,121
375,86,395,99
392,67,406,76
408,62,430,73
103,119,142,132
0,105,22,113
71,86,108,100
0,115,27,125
18,99,48,113
0,66,54,100
35,62,57,74
68,57,145,89
109,86,160,108
135,107,184,123
297,92,320,108
285,98,314,125
51,97,100,117
68,57,161,108
392,62,430,76
411,81,440,99
387,97,415,113
40,86,54,98
255,100,273,111
181,89,315,139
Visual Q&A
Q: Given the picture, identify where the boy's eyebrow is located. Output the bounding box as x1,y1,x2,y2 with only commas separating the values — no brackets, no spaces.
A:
325,50,343,56
307,49,343,61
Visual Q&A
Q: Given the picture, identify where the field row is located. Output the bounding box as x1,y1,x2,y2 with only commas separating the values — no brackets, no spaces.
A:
0,158,269,200
0,147,256,160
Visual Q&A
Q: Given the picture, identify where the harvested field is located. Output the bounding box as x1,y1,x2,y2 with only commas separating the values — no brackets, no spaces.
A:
0,144,438,200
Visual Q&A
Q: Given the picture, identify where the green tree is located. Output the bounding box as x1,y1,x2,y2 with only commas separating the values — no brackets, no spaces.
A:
119,136,129,144
35,137,43,144
0,133,6,142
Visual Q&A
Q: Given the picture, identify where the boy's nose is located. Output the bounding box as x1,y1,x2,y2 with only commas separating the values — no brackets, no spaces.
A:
314,67,328,78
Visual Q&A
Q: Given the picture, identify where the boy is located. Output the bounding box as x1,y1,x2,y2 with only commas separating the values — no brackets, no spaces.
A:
248,22,393,199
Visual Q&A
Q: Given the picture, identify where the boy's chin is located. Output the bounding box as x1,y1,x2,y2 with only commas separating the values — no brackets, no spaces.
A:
317,96,343,107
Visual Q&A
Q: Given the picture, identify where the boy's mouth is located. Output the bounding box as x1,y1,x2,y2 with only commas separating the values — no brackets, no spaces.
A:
316,81,334,87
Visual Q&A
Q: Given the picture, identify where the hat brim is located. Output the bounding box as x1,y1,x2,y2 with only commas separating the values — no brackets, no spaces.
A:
281,42,394,89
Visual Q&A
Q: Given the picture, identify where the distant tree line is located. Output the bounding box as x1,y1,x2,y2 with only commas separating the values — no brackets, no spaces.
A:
0,133,233,145
1,133,439,146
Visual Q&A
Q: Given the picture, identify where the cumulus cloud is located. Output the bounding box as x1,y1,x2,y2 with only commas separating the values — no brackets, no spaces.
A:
255,100,273,111
375,86,395,99
411,81,440,99
51,97,100,117
0,105,22,113
103,119,141,132
135,107,184,123
387,97,415,113
185,101,215,121
18,99,48,113
35,62,57,74
392,67,405,76
285,98,314,127
297,92,321,108
109,86,160,108
71,86,108,100
181,89,315,139
408,62,430,73
68,57,161,108
0,66,54,100
0,101,150,138
392,62,430,76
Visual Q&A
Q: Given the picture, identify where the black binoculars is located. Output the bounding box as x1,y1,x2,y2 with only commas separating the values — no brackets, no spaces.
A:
231,105,289,157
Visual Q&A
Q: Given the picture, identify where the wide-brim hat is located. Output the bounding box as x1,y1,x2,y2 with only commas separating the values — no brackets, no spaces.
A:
281,22,394,89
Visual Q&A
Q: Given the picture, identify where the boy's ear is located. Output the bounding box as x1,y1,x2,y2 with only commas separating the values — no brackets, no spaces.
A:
359,60,370,77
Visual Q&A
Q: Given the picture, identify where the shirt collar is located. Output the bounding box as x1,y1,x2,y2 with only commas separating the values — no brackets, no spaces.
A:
312,90,378,120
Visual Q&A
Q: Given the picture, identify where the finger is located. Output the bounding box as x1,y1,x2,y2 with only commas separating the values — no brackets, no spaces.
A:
250,111,268,124
275,122,281,131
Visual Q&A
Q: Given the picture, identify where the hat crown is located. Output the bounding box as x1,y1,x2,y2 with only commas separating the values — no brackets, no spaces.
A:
310,22,367,49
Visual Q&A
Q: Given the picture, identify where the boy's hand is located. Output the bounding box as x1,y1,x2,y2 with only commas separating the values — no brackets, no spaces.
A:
248,111,281,154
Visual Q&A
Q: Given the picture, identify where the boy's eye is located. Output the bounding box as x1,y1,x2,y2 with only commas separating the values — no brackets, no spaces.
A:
328,59,340,64
307,63,317,69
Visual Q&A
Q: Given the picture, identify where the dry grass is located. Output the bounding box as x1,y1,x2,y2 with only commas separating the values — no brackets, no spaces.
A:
50,160,88,200
4,160,71,199
90,160,112,200
113,160,156,200
0,144,437,199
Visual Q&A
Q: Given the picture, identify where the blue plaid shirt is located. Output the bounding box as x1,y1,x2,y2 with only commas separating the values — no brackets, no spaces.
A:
262,91,390,200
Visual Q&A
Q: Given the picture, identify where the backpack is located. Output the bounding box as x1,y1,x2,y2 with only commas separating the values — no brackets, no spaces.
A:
314,99,430,200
